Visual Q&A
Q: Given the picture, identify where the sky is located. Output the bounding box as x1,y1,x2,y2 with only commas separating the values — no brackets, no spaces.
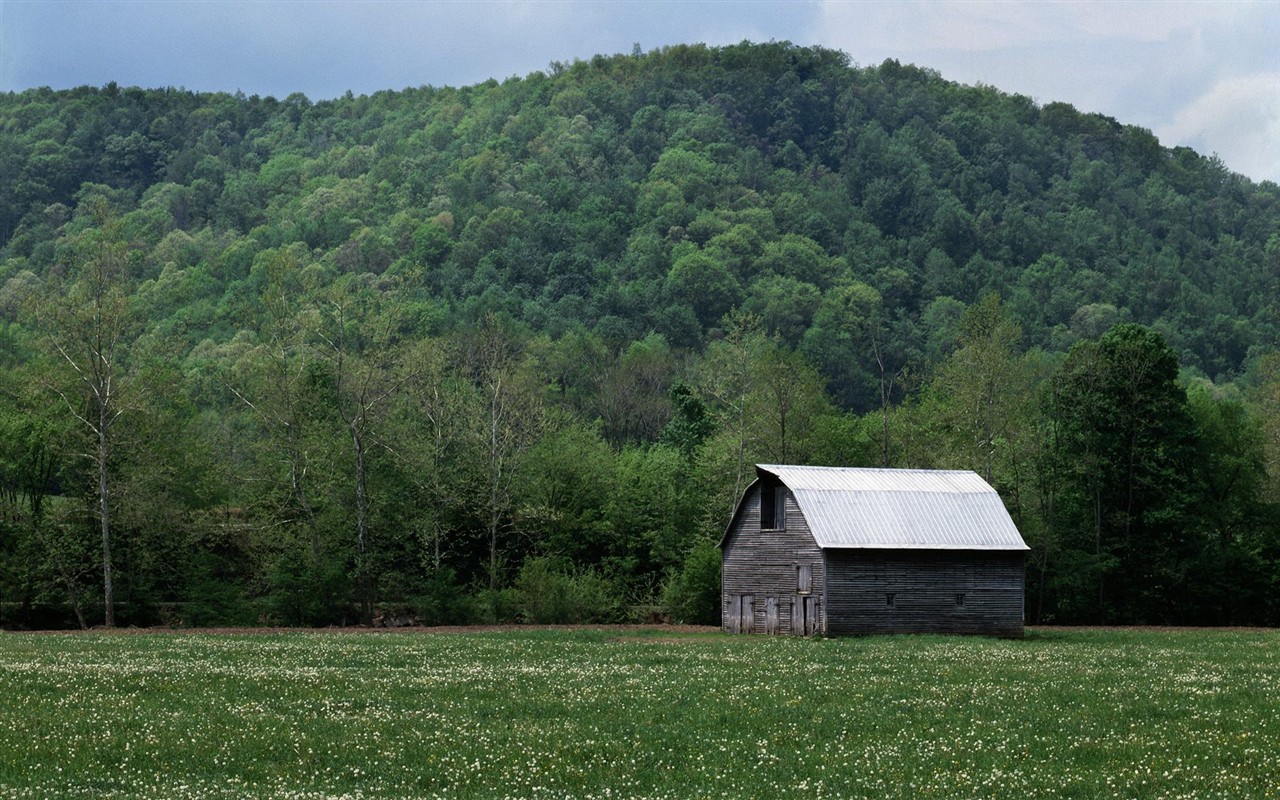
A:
1,0,1277,184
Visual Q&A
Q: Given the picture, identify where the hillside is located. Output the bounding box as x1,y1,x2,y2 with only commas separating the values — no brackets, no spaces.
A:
1,42,1278,629
3,43,1277,388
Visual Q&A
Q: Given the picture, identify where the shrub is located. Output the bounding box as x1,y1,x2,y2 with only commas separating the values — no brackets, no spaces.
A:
660,538,721,624
410,567,470,626
514,558,622,624
266,551,352,626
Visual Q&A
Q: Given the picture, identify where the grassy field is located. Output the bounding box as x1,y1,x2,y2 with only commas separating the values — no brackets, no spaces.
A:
0,627,1275,799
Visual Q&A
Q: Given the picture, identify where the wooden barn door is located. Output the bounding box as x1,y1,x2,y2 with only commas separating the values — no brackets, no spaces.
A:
792,595,818,635
727,594,754,633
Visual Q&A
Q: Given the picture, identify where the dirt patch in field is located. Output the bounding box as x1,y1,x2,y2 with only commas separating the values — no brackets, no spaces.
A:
7,623,722,636
9,623,1275,636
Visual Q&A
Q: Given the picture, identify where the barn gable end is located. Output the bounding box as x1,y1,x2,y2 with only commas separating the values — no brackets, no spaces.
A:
722,465,1029,638
721,479,824,635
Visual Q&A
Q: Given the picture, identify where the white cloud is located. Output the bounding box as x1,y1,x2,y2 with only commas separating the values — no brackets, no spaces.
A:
811,0,1280,183
1160,72,1280,182
816,0,1249,53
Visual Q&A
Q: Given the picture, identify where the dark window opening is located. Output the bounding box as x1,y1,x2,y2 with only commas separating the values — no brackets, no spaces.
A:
885,592,895,607
760,483,786,530
956,593,965,607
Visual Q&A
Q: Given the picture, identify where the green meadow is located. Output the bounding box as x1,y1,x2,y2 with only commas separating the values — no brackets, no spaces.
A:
0,628,1275,799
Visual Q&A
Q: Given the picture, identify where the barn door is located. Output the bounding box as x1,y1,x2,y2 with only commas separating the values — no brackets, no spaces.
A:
793,594,818,635
727,594,754,633
765,597,780,634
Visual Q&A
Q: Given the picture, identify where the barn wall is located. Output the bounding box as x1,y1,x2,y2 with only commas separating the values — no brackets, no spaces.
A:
825,549,1025,637
721,483,825,635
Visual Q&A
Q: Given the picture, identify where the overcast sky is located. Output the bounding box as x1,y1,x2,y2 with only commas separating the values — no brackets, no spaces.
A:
2,0,1276,184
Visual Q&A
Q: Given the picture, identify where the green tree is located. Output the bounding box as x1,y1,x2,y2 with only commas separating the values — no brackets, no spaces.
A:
698,311,769,511
1182,382,1276,623
0,391,87,628
931,293,1032,483
391,337,476,575
1047,324,1197,622
308,273,412,623
1251,351,1280,501
664,250,741,328
800,279,881,412
594,333,678,447
753,345,830,464
519,421,616,568
227,246,327,559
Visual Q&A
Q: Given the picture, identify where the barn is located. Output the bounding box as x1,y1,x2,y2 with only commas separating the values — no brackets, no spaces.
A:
720,464,1029,637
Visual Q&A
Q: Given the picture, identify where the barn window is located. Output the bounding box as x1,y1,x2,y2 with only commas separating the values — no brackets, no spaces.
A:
796,564,813,595
955,593,966,607
760,484,786,530
885,592,896,607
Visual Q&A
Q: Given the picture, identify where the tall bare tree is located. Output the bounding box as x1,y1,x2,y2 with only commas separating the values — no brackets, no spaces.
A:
393,337,477,573
463,314,545,590
28,199,138,626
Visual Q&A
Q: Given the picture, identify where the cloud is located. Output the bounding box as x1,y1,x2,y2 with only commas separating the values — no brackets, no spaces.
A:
1160,72,1280,182
811,0,1279,183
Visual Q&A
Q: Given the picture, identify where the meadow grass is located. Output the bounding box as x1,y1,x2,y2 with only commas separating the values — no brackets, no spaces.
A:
0,627,1275,799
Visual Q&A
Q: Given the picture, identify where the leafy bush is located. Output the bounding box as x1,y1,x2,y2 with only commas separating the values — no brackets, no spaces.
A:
514,558,622,624
660,538,721,625
266,552,352,626
465,587,523,625
409,567,470,626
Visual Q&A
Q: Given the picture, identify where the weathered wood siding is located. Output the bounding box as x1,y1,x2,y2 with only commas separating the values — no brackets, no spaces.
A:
721,483,825,635
824,549,1025,637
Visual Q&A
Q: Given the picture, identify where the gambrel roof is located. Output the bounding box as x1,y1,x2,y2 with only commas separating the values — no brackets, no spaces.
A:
753,464,1029,551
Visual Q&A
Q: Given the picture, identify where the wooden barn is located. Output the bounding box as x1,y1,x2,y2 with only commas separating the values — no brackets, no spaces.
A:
721,464,1029,637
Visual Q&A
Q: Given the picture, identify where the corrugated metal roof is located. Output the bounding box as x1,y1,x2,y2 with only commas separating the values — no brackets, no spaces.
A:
757,464,1029,551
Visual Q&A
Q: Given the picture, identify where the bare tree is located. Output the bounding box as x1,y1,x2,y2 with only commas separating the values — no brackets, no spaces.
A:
392,337,477,573
27,199,137,626
463,314,545,590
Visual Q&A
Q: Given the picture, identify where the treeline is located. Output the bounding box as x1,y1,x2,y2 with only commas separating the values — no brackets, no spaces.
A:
0,42,1278,628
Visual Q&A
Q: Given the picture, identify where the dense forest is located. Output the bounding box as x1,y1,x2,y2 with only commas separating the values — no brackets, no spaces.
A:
1,42,1278,629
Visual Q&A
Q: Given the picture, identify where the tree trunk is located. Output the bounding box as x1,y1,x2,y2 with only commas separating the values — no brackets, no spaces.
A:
351,423,371,625
1094,486,1104,624
98,407,114,628
488,418,501,591
287,434,321,562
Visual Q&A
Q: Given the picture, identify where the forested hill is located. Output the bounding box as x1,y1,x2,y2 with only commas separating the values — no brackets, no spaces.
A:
2,42,1280,630
2,43,1277,392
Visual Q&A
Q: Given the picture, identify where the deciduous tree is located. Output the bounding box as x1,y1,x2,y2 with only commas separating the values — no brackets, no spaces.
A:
27,199,139,626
